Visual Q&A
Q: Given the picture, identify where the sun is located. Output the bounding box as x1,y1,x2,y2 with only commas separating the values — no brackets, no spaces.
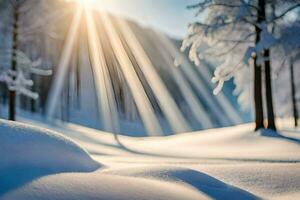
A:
66,0,98,7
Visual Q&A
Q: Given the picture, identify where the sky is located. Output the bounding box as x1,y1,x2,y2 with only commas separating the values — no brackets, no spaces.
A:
93,0,200,39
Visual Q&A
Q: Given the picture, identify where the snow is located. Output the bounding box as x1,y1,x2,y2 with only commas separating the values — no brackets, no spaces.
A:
0,119,100,197
0,49,52,100
1,119,300,199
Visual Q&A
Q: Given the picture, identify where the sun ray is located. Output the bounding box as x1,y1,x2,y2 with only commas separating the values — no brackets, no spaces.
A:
148,31,214,129
116,18,191,133
85,9,120,133
100,12,163,136
46,1,242,135
158,31,242,125
46,7,83,119
155,31,231,126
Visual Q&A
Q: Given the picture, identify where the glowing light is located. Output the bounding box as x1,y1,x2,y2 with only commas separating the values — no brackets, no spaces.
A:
46,7,83,119
100,12,164,136
66,0,98,7
85,9,120,133
116,18,191,133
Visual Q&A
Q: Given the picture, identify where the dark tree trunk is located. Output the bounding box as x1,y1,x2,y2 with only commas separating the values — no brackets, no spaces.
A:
258,0,277,131
76,37,81,109
253,0,265,131
264,50,276,131
290,57,298,127
254,55,264,131
30,75,36,113
9,5,19,121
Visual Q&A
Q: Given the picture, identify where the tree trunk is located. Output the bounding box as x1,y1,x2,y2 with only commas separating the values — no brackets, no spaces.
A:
258,0,277,131
253,0,265,131
254,55,264,131
264,49,276,131
9,5,19,121
290,57,298,127
76,39,81,109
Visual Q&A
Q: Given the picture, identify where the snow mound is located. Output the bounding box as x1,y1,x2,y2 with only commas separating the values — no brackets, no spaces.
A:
1,172,210,200
0,119,100,195
104,166,258,200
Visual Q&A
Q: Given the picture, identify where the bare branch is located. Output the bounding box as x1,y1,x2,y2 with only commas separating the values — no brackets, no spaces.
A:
271,3,300,21
188,2,259,11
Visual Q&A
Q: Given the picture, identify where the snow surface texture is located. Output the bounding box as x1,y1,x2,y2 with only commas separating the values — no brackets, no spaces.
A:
0,120,100,197
1,120,300,199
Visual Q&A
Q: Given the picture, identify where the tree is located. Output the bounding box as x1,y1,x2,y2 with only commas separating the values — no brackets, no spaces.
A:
270,22,300,128
0,0,60,120
289,57,299,127
183,0,300,131
8,0,23,121
279,18,300,127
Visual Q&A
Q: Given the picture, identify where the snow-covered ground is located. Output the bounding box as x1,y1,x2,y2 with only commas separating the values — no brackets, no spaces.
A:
1,119,300,200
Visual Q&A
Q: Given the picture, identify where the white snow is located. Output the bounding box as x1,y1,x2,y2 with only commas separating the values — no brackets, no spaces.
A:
0,119,100,197
1,120,300,200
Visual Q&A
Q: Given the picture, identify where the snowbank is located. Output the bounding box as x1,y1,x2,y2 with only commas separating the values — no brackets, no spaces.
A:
1,120,300,200
0,119,100,196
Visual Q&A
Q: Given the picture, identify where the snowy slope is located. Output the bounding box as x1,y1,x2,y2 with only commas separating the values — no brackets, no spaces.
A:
2,119,300,200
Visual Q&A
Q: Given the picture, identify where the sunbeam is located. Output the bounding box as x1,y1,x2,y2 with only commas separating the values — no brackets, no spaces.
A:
85,9,120,133
45,1,244,135
156,31,230,126
46,7,83,119
148,31,213,129
158,32,242,125
100,12,163,136
116,18,191,133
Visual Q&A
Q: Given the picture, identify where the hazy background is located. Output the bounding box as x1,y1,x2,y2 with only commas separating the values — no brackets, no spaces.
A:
92,0,200,38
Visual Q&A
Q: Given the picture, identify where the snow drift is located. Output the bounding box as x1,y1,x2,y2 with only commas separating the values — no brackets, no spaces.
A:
1,120,300,199
0,119,100,196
